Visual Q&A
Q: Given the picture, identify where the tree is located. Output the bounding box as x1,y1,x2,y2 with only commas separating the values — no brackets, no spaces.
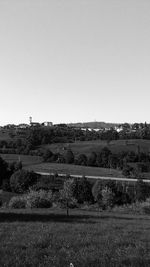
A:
96,147,111,168
88,152,97,166
10,170,39,193
101,187,115,209
43,149,53,162
72,177,93,204
64,149,74,164
59,179,76,216
0,156,9,187
75,154,87,166
108,154,119,169
92,180,103,204
122,165,134,177
135,179,150,201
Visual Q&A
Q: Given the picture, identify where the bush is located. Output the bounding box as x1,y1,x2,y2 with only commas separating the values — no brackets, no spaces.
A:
135,179,150,202
10,170,39,193
26,189,53,208
92,180,103,204
8,196,26,209
2,179,11,192
122,165,134,177
72,177,94,204
101,187,115,209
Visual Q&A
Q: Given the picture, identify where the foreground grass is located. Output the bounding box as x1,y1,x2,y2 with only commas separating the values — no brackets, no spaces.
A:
0,208,150,266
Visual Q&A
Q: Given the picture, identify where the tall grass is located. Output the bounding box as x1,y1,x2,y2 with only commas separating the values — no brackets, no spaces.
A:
0,209,150,266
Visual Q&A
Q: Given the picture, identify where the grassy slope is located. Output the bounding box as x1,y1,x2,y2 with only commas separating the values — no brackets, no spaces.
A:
25,162,123,177
42,139,150,156
1,139,150,178
0,153,123,178
0,208,150,266
0,154,42,167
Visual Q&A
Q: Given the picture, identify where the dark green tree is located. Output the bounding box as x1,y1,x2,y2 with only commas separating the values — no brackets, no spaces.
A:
64,149,74,164
0,156,9,187
88,152,97,166
59,179,76,216
72,177,93,204
10,170,39,193
43,149,53,162
75,154,87,166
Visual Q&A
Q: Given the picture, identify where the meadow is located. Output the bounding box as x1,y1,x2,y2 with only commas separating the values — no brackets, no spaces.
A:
25,162,123,178
43,139,150,156
0,208,150,266
1,139,150,179
0,154,42,167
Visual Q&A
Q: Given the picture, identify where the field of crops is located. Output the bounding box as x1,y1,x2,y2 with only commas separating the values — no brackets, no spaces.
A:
0,208,150,266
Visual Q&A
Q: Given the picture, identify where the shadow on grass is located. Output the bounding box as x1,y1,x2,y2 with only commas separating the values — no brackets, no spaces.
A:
0,211,99,223
0,210,149,223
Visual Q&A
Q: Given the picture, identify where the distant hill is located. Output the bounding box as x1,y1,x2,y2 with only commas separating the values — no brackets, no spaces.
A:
68,121,120,129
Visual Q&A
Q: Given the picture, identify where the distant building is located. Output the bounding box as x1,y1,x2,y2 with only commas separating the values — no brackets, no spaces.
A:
29,117,53,127
30,122,41,127
114,125,123,132
42,121,53,127
17,124,29,129
29,116,41,127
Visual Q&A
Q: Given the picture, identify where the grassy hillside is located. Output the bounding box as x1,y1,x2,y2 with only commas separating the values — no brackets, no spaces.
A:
42,139,150,156
25,162,123,177
0,208,150,266
0,154,42,167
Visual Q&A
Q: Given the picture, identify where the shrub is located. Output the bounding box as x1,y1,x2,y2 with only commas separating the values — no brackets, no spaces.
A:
10,170,39,193
122,165,134,177
72,177,94,204
142,204,150,214
92,180,103,204
26,189,53,208
135,179,150,202
8,196,26,209
2,179,11,192
101,187,115,209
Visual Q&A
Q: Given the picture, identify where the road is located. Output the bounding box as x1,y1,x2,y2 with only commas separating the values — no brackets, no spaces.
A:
35,171,150,183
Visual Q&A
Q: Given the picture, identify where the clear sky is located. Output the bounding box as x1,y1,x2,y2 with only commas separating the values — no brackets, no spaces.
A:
0,0,150,125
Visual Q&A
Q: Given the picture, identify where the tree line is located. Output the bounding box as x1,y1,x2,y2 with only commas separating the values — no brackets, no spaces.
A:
1,123,150,155
1,161,150,214
42,147,150,178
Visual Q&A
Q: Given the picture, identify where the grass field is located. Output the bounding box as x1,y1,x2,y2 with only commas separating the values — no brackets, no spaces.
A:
42,139,150,156
0,154,42,167
0,208,150,266
25,162,123,177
